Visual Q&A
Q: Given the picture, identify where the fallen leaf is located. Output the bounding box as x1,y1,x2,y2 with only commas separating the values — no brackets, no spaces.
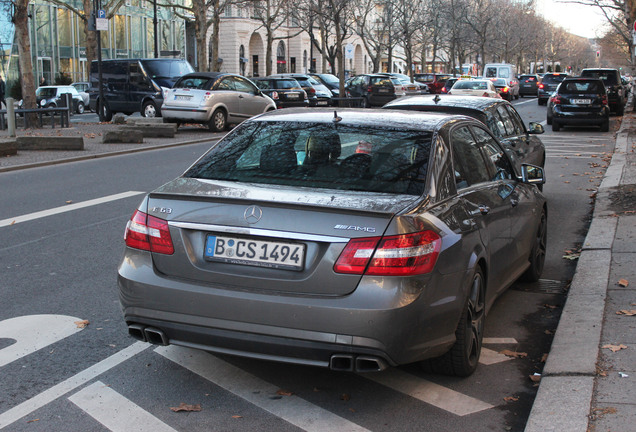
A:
66,200,73,204
170,403,201,412
529,373,541,383
10,220,15,225
340,393,351,401
602,344,628,352
544,329,554,335
504,396,519,402
616,310,636,316
541,353,549,363
231,415,243,418
26,419,39,423
276,389,294,396
500,350,528,358
544,304,559,309
74,320,89,328
618,279,629,287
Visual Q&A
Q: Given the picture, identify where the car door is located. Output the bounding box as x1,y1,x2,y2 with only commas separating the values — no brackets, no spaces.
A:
214,77,241,120
470,125,537,289
234,77,271,118
450,125,513,295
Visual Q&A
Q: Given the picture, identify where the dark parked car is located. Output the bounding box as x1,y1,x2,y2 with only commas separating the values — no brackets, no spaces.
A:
547,77,610,132
309,73,341,97
491,78,515,101
253,77,309,109
518,74,540,97
345,74,405,107
269,74,332,106
89,58,194,120
119,108,546,377
580,68,625,115
414,73,453,94
383,95,546,174
537,72,568,105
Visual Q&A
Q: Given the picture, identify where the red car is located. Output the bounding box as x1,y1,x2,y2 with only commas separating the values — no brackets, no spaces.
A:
414,73,453,94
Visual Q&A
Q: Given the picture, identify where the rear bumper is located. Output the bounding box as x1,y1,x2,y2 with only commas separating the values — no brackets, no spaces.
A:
553,109,609,125
161,107,210,122
118,248,467,368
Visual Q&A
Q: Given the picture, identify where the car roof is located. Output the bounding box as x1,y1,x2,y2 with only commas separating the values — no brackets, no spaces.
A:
383,94,505,111
179,72,234,79
253,107,476,131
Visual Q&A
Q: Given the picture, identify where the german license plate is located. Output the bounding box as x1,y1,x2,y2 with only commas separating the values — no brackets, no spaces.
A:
572,99,591,104
204,234,305,270
378,88,389,93
175,95,191,101
286,93,299,99
317,100,328,105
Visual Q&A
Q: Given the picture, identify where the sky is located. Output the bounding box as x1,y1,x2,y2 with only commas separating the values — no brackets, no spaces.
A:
539,0,610,39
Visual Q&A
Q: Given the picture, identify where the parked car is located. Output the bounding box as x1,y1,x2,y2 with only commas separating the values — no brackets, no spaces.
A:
382,94,546,173
414,73,453,94
580,68,625,115
345,73,406,107
118,108,547,377
161,72,276,132
269,74,332,106
89,58,194,120
71,81,91,110
253,77,309,109
483,63,519,99
448,79,500,98
308,73,341,97
518,74,540,97
33,85,86,114
381,73,429,95
546,77,610,132
537,72,568,105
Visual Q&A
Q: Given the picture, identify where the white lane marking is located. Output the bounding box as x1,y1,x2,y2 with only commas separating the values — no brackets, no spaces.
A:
0,342,149,429
479,348,513,366
0,191,144,228
483,337,518,344
513,99,538,106
367,368,494,416
155,345,370,432
69,381,177,432
0,315,84,368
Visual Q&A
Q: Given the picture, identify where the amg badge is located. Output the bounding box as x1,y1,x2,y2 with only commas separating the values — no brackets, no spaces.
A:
334,224,376,233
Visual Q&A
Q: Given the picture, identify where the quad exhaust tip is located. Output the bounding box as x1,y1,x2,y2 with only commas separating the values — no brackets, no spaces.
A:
127,324,169,346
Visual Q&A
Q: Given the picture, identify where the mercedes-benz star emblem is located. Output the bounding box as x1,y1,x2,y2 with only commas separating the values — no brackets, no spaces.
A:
244,205,263,224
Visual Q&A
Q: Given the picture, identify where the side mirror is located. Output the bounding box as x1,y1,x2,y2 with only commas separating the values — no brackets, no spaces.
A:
520,164,545,185
528,122,545,135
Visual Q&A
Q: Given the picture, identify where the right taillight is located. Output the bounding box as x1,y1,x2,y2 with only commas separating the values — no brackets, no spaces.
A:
334,231,441,276
538,83,544,89
271,91,279,100
601,95,608,105
552,95,563,104
125,210,174,255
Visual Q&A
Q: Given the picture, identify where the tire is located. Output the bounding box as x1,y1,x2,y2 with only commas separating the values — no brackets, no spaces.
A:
99,100,113,122
76,101,85,114
208,108,226,132
600,120,609,132
552,121,560,132
521,210,547,282
538,98,545,106
422,268,485,377
142,100,158,118
546,114,552,125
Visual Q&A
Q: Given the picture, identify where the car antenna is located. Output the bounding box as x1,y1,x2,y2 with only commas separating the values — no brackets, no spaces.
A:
433,94,441,104
333,110,342,123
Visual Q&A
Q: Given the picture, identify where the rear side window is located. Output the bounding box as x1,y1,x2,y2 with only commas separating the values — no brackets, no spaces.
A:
185,121,433,195
451,126,490,188
254,80,270,90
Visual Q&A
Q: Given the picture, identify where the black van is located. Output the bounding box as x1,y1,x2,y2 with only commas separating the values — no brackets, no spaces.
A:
89,58,194,120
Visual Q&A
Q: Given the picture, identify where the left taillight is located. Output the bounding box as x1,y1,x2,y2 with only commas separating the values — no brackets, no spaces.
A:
124,210,174,255
334,231,441,276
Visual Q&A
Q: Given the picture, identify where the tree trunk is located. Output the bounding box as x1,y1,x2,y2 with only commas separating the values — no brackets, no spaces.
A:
14,0,37,125
193,1,209,71
265,31,274,76
83,0,96,68
210,1,221,72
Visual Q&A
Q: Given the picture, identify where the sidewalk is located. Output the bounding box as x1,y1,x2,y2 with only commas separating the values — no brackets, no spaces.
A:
525,109,636,431
0,119,221,172
1,113,635,431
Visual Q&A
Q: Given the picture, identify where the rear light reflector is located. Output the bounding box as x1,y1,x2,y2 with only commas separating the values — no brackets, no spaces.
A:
538,83,544,89
334,231,441,276
125,210,174,255
552,95,563,104
602,95,608,105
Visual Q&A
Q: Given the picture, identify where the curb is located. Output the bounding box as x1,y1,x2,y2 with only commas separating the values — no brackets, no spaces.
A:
0,136,218,173
524,108,632,431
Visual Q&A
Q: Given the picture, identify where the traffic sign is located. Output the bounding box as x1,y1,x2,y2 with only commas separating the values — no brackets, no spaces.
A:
98,9,106,19
96,17,108,31
345,43,354,60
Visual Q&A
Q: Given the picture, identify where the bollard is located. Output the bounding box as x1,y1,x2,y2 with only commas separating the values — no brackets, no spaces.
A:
7,97,16,137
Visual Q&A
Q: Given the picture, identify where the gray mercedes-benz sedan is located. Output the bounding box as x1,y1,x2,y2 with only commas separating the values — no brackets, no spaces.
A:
118,108,547,377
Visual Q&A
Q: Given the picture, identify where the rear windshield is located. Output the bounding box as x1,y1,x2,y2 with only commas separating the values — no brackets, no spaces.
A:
370,77,393,86
560,80,602,94
185,121,432,195
542,74,567,84
256,80,300,90
174,76,212,90
520,76,537,81
454,81,488,90
580,70,618,85
36,88,57,98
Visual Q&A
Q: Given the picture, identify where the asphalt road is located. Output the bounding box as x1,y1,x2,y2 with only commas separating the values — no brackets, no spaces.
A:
0,98,617,431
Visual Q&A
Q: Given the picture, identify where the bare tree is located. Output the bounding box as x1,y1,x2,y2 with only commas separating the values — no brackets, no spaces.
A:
7,0,36,121
352,0,389,73
392,0,424,78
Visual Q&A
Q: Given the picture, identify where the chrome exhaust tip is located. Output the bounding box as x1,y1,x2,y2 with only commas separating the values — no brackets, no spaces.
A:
128,324,146,342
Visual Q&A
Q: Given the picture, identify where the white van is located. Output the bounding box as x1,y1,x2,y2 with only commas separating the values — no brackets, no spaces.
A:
484,63,519,99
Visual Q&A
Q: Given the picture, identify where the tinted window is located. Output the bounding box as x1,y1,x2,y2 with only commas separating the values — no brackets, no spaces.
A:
176,76,213,89
471,127,514,180
451,126,490,188
185,121,433,195
496,105,516,136
542,74,567,84
275,80,302,89
370,77,392,86
254,80,270,90
560,80,602,94
580,70,618,85
140,60,194,79
234,77,257,93
216,78,234,90
505,105,526,135
36,88,56,98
